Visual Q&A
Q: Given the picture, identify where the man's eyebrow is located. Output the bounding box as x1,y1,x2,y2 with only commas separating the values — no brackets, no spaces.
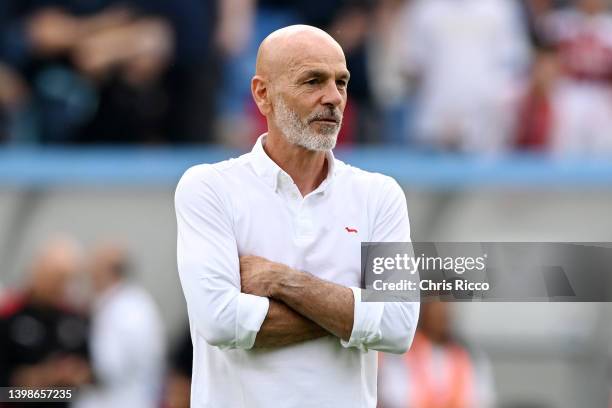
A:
297,69,351,81
297,69,328,80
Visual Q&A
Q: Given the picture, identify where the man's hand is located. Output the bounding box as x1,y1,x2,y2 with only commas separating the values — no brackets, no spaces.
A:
239,255,287,297
27,8,83,56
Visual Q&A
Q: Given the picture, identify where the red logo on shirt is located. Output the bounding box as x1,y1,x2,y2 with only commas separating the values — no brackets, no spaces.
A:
345,227,358,233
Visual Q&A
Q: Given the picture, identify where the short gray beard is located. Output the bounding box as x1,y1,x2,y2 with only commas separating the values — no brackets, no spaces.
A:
273,96,341,152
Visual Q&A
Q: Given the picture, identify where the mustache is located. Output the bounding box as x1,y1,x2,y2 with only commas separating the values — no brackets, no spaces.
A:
307,109,342,124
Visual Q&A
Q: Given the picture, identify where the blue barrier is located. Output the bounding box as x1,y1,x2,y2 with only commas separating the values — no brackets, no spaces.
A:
1,146,612,190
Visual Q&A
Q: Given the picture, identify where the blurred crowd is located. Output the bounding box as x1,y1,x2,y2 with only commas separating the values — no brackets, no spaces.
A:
0,237,206,408
0,238,169,408
0,237,496,408
0,0,610,154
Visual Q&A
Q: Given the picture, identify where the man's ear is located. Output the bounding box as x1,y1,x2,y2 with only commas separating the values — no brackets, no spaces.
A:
251,76,272,116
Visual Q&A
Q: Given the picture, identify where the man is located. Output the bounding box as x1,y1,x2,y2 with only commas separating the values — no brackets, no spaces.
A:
0,238,91,408
175,25,419,408
74,243,165,408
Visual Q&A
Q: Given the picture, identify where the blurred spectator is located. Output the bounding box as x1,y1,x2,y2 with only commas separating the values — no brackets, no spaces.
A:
378,302,495,408
521,0,558,49
396,0,531,153
516,48,559,150
367,0,416,145
0,238,91,408
0,0,216,144
0,62,28,142
74,243,165,408
541,0,612,154
162,328,193,408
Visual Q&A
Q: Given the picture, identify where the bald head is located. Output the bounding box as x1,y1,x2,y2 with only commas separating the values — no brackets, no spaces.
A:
256,25,345,79
30,237,82,304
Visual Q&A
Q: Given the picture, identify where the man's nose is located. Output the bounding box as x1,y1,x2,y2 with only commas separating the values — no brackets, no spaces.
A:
320,80,344,108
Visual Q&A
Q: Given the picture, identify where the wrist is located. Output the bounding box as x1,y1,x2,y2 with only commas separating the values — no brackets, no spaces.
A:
269,263,294,299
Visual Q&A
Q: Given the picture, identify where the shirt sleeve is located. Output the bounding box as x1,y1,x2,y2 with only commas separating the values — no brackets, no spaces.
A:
175,165,270,350
341,176,420,354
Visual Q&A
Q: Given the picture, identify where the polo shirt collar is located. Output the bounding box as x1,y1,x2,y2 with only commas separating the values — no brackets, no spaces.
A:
250,133,336,193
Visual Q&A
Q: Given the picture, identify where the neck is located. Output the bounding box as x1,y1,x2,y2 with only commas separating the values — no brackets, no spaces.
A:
264,131,329,196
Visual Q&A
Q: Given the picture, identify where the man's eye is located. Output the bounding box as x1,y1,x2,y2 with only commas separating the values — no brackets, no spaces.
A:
337,80,347,88
305,79,319,85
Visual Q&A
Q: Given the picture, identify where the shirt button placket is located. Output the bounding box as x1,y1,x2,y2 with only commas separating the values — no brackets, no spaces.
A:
297,199,315,239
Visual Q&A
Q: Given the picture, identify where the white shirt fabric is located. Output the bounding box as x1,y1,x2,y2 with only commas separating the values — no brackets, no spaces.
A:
175,135,420,408
74,283,165,408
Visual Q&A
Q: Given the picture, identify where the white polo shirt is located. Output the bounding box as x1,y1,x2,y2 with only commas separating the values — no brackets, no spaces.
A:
175,135,419,408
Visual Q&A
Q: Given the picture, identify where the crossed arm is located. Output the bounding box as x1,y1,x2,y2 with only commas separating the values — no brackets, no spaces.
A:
253,300,328,348
175,166,418,353
239,255,354,348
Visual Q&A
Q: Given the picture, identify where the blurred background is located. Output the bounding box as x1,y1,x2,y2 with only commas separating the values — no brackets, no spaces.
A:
0,0,611,407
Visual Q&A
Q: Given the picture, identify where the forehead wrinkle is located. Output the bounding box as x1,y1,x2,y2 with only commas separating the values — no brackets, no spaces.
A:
290,64,350,88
